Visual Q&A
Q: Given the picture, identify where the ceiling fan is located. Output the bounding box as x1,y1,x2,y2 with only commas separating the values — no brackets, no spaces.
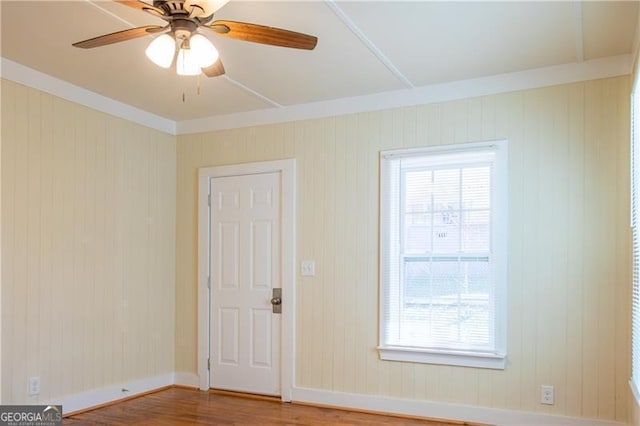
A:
73,0,318,77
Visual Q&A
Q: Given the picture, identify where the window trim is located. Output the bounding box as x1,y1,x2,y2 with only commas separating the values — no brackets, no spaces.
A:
630,80,640,406
378,140,508,370
377,346,506,369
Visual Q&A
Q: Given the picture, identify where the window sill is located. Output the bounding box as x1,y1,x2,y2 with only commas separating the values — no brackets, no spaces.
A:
377,345,506,370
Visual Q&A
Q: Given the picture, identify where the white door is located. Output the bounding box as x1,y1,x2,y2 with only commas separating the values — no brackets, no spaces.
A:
209,172,281,396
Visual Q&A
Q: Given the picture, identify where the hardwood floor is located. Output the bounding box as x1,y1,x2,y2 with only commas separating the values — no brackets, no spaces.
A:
64,387,479,425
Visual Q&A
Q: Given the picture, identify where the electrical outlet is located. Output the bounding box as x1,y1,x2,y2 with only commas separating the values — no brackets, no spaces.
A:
29,376,41,396
301,260,315,277
541,385,554,405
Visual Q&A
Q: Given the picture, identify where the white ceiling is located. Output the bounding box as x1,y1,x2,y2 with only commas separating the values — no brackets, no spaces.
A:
1,0,638,128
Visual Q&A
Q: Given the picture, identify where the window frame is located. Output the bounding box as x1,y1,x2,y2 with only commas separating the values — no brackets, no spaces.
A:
630,81,640,405
378,140,508,370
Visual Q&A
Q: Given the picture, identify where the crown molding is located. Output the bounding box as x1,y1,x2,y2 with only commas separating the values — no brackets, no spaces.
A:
0,58,176,135
177,54,631,135
1,54,631,137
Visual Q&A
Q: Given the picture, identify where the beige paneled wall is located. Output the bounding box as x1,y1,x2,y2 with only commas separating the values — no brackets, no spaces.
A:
175,127,295,365
1,79,177,403
176,76,631,422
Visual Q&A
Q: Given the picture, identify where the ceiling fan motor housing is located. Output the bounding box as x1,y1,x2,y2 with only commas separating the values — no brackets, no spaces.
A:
154,1,189,15
72,0,318,78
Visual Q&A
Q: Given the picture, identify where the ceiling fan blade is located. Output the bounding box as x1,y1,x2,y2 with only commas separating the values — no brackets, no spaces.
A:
72,25,163,49
146,25,170,34
202,59,226,77
113,0,166,16
209,20,317,50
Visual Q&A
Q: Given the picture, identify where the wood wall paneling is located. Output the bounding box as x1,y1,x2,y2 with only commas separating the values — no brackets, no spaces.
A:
176,76,631,423
1,80,176,404
0,74,631,424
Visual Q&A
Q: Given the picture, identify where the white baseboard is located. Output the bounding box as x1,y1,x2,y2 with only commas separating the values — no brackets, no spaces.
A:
173,372,200,388
52,373,200,415
51,373,174,415
291,387,625,426
50,375,625,425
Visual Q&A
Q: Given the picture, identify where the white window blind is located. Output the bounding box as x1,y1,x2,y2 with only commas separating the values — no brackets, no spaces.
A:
631,84,640,403
379,141,507,369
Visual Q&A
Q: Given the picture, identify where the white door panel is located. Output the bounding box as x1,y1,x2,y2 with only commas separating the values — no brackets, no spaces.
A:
219,222,239,289
218,308,239,364
209,172,281,396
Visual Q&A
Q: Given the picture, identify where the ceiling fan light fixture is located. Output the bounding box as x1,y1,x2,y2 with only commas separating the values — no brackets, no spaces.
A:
176,47,202,76
145,34,176,68
73,1,317,80
189,34,219,68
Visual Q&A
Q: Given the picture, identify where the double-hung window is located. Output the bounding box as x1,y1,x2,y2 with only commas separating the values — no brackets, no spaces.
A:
630,82,640,403
378,140,508,369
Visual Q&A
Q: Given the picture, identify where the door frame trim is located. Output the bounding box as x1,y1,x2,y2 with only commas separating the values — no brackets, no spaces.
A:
197,159,296,401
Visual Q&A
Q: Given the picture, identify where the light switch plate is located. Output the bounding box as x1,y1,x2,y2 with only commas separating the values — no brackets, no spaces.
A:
301,260,315,276
29,376,41,396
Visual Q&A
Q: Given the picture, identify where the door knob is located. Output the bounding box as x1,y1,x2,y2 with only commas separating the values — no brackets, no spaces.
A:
271,288,282,313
